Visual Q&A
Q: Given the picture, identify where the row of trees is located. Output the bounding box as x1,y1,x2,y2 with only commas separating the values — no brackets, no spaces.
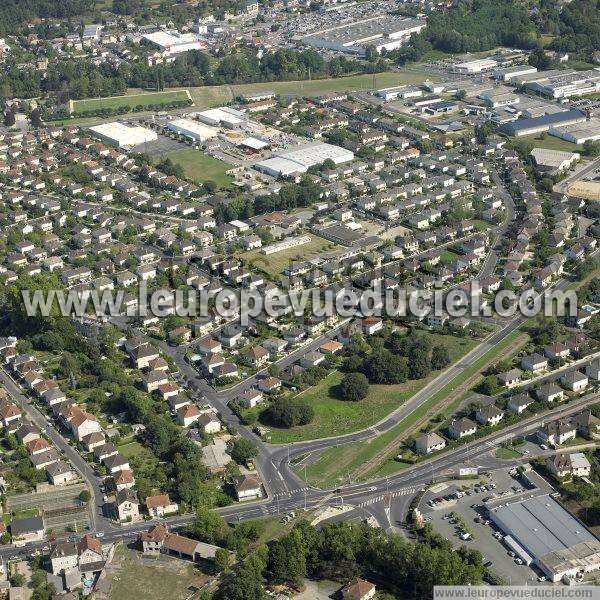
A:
0,46,365,102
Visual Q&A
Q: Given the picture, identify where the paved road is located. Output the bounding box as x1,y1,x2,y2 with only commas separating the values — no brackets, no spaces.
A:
0,369,105,532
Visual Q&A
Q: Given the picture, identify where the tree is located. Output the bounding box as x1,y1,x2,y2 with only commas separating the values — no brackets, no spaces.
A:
30,107,42,127
231,438,258,464
365,45,378,62
268,397,314,427
10,573,25,587
431,345,451,370
214,548,231,572
78,489,91,503
583,140,600,157
3,109,15,127
267,529,306,585
339,372,369,401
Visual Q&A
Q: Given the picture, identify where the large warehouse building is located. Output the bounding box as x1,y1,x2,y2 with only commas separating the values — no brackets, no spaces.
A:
255,143,354,177
528,69,600,99
167,118,218,142
88,122,157,149
196,107,246,129
489,495,600,582
499,109,586,137
141,30,205,59
550,120,600,144
301,15,425,56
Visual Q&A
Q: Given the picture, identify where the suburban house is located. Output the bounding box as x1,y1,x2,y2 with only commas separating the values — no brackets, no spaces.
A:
10,516,45,545
560,370,588,392
520,353,548,374
341,578,376,600
233,474,263,501
114,488,140,522
497,368,523,388
546,452,591,479
145,494,179,518
198,412,221,434
475,404,504,426
238,388,263,408
448,418,477,440
536,383,564,403
415,432,446,455
507,393,534,414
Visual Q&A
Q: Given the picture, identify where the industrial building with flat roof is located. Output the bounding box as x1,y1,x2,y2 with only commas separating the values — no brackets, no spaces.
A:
550,120,600,144
489,495,600,582
499,109,586,137
492,65,537,82
527,69,600,99
141,30,205,58
452,58,498,74
195,107,246,129
254,143,354,177
88,122,158,149
301,15,425,55
167,118,218,142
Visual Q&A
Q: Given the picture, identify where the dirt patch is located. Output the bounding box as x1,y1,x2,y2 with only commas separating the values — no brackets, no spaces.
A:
567,180,600,200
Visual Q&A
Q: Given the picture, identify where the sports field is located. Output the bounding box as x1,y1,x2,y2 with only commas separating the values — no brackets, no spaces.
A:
72,90,190,114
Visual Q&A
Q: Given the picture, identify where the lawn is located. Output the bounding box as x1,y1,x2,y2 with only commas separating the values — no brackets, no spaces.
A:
240,235,340,279
495,447,522,459
72,90,190,114
298,327,528,488
117,441,148,460
268,332,478,444
519,133,583,154
162,148,233,189
108,545,209,600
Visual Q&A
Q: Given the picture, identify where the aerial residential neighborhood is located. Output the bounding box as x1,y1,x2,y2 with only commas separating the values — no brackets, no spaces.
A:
0,0,598,598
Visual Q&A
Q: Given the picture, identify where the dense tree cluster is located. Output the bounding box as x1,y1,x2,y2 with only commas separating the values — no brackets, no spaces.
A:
216,520,484,599
342,330,452,387
267,396,315,428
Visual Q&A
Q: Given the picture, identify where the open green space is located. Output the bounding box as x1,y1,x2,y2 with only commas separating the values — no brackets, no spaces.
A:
117,440,149,460
162,148,233,189
108,545,209,600
72,90,190,114
268,332,478,444
297,327,526,488
240,235,339,279
187,69,438,109
519,133,584,154
495,447,522,459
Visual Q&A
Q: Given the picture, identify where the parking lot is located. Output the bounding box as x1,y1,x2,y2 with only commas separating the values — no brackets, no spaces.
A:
420,468,553,585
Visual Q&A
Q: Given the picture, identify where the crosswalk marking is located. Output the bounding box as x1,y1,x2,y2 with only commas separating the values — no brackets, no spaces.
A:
272,487,310,498
357,488,418,507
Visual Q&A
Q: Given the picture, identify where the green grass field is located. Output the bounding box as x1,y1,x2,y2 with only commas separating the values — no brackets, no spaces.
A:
240,235,340,279
72,90,190,114
185,69,439,109
519,133,584,154
298,327,527,488
268,332,478,444
495,447,522,459
163,148,233,189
